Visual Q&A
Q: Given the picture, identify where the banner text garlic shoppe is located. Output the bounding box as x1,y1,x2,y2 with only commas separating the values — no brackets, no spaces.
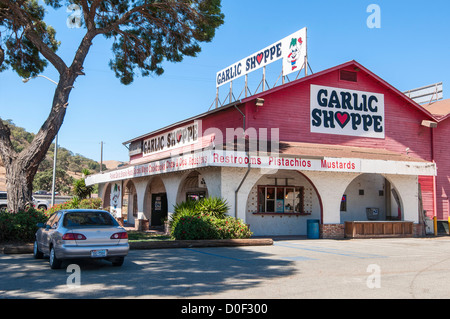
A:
310,85,385,139
143,123,198,156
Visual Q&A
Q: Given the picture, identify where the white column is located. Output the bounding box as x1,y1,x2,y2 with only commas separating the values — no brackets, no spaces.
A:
220,167,263,221
161,174,183,220
199,168,222,198
385,174,419,223
303,172,359,224
133,179,148,220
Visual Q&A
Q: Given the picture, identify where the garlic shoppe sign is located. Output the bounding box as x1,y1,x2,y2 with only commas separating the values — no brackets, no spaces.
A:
143,123,198,157
216,27,307,87
310,85,385,139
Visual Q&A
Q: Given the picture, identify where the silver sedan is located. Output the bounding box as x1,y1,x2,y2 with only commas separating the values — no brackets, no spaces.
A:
34,209,129,269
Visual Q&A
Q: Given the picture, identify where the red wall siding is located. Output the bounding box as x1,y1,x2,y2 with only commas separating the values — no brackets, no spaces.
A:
126,61,446,220
129,105,243,164
419,176,435,218
434,119,450,220
245,66,433,162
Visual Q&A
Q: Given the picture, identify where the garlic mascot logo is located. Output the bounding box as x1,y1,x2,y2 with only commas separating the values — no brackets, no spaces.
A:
110,183,121,217
286,37,303,72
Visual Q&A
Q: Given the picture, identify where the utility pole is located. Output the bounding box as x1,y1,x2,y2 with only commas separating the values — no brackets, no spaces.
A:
23,75,59,207
100,141,105,173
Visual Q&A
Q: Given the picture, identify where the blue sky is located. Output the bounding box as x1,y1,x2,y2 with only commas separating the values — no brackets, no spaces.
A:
1,0,449,164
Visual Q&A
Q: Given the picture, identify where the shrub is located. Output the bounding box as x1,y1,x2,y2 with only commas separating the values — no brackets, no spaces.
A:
0,197,104,243
79,197,102,210
170,197,252,240
196,196,229,219
171,213,252,240
214,216,253,239
45,197,103,215
0,208,49,243
171,213,219,240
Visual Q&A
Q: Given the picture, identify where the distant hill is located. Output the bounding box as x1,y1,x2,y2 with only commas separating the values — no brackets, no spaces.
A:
102,160,127,171
0,120,126,193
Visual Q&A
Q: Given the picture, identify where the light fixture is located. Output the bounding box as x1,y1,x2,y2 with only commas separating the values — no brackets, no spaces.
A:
421,120,437,128
255,98,265,107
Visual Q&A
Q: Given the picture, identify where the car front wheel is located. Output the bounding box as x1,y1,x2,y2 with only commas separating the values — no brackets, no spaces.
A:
49,246,62,269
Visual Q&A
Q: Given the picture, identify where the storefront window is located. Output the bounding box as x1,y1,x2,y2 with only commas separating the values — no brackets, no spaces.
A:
186,191,206,202
257,186,304,214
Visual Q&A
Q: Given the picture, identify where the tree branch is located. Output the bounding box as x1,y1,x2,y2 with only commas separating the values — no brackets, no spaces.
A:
0,119,16,166
0,0,68,74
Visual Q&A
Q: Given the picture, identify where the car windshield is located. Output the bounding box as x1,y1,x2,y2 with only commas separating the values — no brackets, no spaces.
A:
63,212,118,227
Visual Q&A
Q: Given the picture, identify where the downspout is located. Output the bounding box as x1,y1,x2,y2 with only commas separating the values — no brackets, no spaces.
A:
234,104,251,220
431,127,438,236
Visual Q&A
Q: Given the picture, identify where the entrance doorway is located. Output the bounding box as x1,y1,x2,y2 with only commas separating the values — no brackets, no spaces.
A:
340,174,403,223
151,193,168,226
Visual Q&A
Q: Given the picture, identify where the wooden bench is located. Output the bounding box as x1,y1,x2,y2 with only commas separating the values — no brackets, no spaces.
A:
344,221,414,238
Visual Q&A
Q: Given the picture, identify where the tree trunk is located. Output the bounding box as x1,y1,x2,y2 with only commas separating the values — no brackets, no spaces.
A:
5,159,35,212
0,3,96,213
0,74,73,212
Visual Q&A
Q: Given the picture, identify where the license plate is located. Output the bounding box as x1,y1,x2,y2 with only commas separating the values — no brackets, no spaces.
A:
91,250,107,258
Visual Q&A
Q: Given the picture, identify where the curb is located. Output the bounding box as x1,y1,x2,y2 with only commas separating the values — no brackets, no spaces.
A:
1,238,273,254
0,243,34,254
130,238,274,250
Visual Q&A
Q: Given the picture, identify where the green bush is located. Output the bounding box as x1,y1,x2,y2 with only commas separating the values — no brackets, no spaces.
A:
171,213,219,240
79,197,102,210
170,197,252,240
45,197,103,215
0,208,49,243
213,216,253,239
196,196,230,218
0,197,104,243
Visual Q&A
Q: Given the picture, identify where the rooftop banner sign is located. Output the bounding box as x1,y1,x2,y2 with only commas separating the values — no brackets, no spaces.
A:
216,27,307,88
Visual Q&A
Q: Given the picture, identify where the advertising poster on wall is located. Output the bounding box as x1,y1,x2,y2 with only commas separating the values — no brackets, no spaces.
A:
110,182,122,218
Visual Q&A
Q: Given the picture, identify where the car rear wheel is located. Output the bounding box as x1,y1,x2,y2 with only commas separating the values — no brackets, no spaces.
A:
49,246,62,269
33,241,44,259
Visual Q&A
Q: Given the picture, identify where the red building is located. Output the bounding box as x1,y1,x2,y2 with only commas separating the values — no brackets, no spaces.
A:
422,99,450,226
87,60,445,238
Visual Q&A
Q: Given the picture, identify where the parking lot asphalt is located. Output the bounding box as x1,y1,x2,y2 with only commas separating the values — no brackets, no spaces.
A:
1,236,450,300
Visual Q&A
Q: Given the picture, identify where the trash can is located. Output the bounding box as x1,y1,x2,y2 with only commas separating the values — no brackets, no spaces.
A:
307,219,320,239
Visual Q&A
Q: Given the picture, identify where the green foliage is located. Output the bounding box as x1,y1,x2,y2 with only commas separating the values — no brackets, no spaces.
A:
0,197,103,243
1,0,224,84
79,197,102,210
196,196,230,218
45,197,102,216
1,1,60,78
73,178,94,199
170,197,252,240
0,208,49,243
171,212,252,240
1,120,101,195
33,168,74,195
171,213,219,240
1,119,35,153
